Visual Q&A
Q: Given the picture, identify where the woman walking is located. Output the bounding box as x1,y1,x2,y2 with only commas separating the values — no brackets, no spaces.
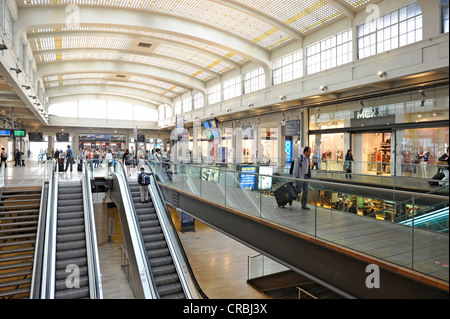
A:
344,150,355,178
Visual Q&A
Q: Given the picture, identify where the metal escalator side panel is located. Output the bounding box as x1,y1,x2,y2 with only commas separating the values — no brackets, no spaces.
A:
41,161,58,299
81,167,103,299
109,162,158,299
29,182,48,299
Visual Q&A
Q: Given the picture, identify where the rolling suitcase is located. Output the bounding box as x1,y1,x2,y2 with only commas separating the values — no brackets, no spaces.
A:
77,159,83,172
274,182,297,207
429,169,444,187
58,158,65,172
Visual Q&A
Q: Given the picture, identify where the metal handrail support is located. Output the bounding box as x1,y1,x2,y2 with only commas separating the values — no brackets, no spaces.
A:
40,159,58,299
297,286,318,299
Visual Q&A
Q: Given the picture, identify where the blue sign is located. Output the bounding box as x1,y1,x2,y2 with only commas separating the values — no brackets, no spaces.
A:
240,166,256,190
285,140,292,163
0,130,11,137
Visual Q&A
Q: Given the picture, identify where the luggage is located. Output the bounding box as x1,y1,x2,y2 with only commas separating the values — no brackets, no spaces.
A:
77,160,82,172
274,182,297,207
58,158,65,172
429,169,445,187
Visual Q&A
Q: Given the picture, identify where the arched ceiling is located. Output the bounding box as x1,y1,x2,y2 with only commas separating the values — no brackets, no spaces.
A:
10,0,378,123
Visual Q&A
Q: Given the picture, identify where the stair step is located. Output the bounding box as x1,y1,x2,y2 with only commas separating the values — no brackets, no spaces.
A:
0,278,32,289
0,226,37,234
0,253,34,263
0,287,31,298
0,269,32,280
0,261,34,272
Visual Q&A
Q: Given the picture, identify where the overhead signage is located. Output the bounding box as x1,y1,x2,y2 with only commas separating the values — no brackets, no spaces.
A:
285,120,300,136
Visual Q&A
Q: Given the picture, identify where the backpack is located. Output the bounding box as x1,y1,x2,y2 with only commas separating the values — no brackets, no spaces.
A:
289,155,303,175
140,173,151,185
126,154,133,165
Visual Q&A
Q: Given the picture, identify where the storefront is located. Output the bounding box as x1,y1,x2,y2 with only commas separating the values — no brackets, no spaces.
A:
308,85,449,178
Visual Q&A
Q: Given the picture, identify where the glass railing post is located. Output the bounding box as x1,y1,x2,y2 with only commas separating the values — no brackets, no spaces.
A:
411,195,415,270
314,188,318,237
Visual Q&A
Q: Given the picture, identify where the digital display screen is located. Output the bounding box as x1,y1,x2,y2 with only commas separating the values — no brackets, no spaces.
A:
203,121,210,129
56,133,69,142
209,119,218,128
212,129,220,138
14,130,26,137
28,132,43,142
240,166,256,191
0,130,11,137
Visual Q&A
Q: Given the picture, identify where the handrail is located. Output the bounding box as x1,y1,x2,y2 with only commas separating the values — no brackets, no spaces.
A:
40,159,58,299
30,160,51,298
82,159,103,299
156,160,448,201
144,160,208,299
113,161,159,299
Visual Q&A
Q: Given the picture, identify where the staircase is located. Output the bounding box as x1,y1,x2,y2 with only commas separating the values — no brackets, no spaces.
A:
0,186,41,299
128,181,185,299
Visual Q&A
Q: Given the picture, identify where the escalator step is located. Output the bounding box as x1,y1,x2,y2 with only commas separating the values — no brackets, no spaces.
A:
57,212,84,220
0,261,33,272
57,232,86,243
160,292,186,299
55,286,89,299
58,199,83,206
55,257,87,270
149,256,173,268
140,226,162,235
57,206,84,213
56,240,86,251
0,253,34,263
0,270,32,280
157,283,184,297
57,218,84,228
142,233,165,242
55,265,88,280
147,248,170,259
154,273,180,287
56,248,87,261
139,219,160,228
145,240,167,251
58,193,83,200
55,275,89,291
57,225,85,235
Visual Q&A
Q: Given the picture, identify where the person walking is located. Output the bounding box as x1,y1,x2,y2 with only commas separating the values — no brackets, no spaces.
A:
123,148,132,178
63,145,75,172
292,146,312,210
344,150,355,178
1,147,8,167
438,147,449,186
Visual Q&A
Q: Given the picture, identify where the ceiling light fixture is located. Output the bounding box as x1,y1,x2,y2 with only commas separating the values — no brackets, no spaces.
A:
320,85,327,91
279,96,286,101
0,43,7,50
22,85,31,90
247,103,253,108
377,71,386,77
10,67,22,74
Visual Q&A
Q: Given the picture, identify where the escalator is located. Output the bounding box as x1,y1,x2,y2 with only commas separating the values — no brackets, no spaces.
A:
40,159,102,299
54,182,90,298
110,161,205,299
128,180,184,298
0,186,41,299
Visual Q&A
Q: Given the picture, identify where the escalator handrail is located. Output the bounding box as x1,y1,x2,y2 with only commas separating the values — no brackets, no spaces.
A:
113,160,159,299
40,159,58,299
144,160,208,299
30,160,52,298
82,160,103,299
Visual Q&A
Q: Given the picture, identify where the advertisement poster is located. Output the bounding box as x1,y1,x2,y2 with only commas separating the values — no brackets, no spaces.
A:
201,167,220,183
240,166,257,190
285,139,292,163
258,166,273,190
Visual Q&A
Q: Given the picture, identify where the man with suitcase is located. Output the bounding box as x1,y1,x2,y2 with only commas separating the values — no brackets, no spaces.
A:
292,146,312,210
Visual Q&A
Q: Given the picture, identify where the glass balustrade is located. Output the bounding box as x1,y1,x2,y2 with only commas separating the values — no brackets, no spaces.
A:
146,159,449,282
